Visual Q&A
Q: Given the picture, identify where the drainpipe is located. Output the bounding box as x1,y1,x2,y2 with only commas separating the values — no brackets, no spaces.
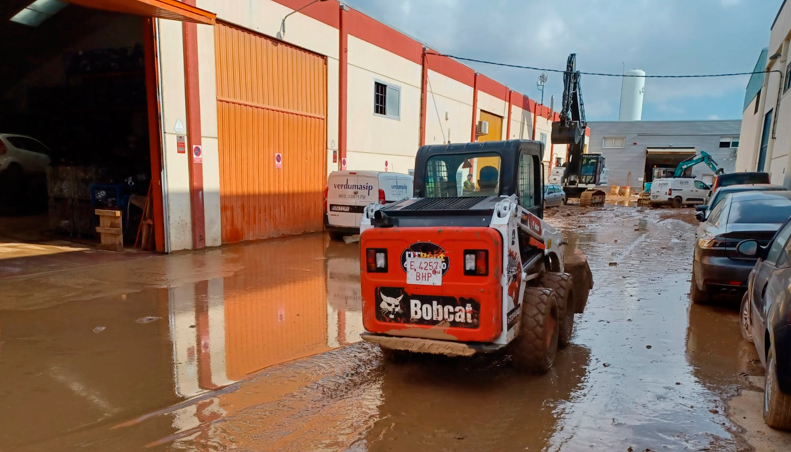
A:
338,3,349,169
506,89,513,140
183,0,205,249
531,102,538,141
420,47,429,146
470,73,479,142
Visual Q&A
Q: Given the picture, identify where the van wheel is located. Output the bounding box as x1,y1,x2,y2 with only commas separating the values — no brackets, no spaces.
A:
511,288,559,374
539,272,575,348
764,347,791,429
673,197,683,208
740,292,754,344
329,232,346,241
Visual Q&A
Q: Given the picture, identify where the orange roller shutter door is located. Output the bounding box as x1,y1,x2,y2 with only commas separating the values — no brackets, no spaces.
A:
215,24,328,243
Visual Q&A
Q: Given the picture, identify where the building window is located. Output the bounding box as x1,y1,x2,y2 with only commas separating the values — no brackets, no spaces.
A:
786,61,791,93
602,137,625,148
755,89,761,114
373,81,400,119
539,132,547,145
719,137,739,148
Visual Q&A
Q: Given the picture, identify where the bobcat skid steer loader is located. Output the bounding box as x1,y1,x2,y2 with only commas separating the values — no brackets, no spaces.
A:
359,140,593,373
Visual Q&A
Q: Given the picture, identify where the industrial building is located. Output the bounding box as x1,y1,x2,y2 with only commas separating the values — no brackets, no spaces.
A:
0,0,573,254
587,120,741,190
736,1,791,187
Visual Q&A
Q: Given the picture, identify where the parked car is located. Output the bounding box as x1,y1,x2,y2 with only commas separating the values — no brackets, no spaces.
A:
695,184,787,221
0,134,52,212
738,216,791,429
712,171,770,193
324,170,413,240
649,178,710,207
692,191,791,304
543,184,566,207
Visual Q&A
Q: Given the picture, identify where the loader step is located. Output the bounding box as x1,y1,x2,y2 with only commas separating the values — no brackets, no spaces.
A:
361,333,505,357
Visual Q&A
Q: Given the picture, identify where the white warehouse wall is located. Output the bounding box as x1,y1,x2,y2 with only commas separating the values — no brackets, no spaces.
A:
346,36,422,173
737,96,763,172
424,70,474,146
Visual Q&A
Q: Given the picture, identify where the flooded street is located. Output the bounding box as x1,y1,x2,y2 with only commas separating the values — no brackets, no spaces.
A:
2,205,791,451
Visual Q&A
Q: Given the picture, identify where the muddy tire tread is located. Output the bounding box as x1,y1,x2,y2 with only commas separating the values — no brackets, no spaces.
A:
690,267,710,305
764,348,791,429
740,292,754,344
512,288,559,374
539,272,575,347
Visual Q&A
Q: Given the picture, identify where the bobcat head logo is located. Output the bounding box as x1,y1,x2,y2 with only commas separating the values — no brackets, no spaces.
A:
379,293,404,319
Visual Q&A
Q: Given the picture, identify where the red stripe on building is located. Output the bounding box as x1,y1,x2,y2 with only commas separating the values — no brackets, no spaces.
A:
477,74,508,101
426,51,475,87
270,0,340,28
346,8,423,64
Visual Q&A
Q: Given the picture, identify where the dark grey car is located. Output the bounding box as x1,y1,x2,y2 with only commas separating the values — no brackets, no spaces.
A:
738,216,791,429
696,184,787,221
692,191,791,304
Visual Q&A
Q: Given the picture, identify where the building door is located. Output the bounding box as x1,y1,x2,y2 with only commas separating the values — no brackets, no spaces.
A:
215,24,327,243
758,109,773,172
474,111,504,184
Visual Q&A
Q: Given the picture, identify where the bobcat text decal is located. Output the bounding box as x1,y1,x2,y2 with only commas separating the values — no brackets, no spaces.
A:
375,287,479,328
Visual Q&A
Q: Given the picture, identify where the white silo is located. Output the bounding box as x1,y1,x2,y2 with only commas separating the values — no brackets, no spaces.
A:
619,69,646,121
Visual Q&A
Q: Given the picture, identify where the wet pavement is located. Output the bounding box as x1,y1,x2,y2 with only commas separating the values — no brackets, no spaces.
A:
1,205,791,451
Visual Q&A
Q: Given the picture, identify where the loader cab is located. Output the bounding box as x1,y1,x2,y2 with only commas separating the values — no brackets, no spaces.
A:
414,140,545,217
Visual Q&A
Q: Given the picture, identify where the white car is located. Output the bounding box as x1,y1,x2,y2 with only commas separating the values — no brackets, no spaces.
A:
0,134,51,176
324,170,413,240
650,178,710,208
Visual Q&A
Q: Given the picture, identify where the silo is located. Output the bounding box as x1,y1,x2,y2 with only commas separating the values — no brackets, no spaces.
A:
619,69,646,121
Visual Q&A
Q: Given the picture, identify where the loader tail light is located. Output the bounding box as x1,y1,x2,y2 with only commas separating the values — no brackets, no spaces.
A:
366,248,388,272
324,187,328,212
464,250,488,276
379,189,386,205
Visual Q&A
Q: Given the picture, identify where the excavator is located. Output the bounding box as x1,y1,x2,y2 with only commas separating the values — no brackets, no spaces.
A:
551,54,609,207
673,151,724,178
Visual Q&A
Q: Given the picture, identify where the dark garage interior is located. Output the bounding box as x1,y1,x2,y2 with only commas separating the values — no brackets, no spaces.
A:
0,0,156,256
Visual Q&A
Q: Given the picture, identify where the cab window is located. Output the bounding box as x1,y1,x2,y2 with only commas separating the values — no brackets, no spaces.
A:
425,154,501,198
519,154,536,207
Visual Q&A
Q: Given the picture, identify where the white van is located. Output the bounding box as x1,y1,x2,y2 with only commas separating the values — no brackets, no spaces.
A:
324,171,413,239
649,178,711,207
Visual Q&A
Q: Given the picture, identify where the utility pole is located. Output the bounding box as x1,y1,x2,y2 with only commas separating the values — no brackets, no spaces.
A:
537,72,547,105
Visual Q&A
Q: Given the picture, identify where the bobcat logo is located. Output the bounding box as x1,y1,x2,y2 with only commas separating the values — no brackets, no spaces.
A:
379,293,404,319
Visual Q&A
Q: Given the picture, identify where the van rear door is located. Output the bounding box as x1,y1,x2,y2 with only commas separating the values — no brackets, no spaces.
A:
328,172,364,229
381,174,412,202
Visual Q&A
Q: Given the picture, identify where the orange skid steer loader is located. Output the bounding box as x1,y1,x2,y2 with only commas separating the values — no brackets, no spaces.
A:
359,140,593,373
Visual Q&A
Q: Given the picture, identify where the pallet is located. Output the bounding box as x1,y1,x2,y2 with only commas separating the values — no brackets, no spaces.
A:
95,209,123,252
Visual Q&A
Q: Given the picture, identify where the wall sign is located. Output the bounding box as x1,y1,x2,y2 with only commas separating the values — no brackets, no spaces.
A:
193,145,202,164
175,119,185,134
385,160,389,172
341,157,347,171
177,135,186,154
275,153,283,169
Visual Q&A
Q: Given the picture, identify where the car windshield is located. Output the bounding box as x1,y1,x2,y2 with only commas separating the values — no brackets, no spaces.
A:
424,154,501,198
728,198,791,224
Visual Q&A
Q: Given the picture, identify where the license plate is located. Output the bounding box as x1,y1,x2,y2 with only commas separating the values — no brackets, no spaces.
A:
406,257,443,286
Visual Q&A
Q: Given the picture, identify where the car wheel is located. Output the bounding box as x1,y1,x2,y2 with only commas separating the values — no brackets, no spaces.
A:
329,232,345,241
542,200,547,210
740,292,754,343
673,196,683,208
562,196,567,205
690,266,710,304
763,347,791,429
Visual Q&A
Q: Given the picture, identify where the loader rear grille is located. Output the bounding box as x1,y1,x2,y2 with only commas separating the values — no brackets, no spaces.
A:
392,197,488,211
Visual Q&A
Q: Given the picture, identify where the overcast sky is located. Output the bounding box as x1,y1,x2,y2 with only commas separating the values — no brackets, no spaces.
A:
343,0,780,121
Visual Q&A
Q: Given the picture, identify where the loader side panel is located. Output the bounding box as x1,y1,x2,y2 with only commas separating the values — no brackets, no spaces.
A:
360,227,503,343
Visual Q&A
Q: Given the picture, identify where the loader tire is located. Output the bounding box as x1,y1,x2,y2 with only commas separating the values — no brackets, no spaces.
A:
539,272,576,348
511,288,559,374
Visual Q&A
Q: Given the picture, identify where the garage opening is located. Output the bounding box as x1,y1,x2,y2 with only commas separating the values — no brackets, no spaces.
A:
0,1,162,275
644,148,696,183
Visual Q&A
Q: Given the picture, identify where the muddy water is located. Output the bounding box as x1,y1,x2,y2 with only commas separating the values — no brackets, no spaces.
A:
0,206,767,451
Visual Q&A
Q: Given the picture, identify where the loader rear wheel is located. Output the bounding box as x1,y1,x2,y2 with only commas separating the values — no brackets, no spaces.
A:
564,251,594,313
539,272,576,348
512,288,559,374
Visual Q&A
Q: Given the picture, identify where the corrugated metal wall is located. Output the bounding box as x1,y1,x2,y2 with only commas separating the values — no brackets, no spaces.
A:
215,23,328,243
223,235,329,380
587,121,742,189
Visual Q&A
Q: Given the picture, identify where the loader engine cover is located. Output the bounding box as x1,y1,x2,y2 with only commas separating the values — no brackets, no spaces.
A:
360,227,503,343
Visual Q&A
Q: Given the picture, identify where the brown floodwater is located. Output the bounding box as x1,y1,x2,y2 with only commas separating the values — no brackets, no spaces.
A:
0,206,770,451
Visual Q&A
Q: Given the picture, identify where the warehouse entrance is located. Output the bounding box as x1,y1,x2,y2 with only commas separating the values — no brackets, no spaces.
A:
0,0,175,274
644,148,696,183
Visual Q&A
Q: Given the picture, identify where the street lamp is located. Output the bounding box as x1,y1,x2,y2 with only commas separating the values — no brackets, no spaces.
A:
277,0,330,40
536,72,548,105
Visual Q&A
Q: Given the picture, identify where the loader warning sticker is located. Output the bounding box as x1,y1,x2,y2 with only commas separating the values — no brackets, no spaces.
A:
400,243,449,275
521,212,542,235
376,287,479,328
